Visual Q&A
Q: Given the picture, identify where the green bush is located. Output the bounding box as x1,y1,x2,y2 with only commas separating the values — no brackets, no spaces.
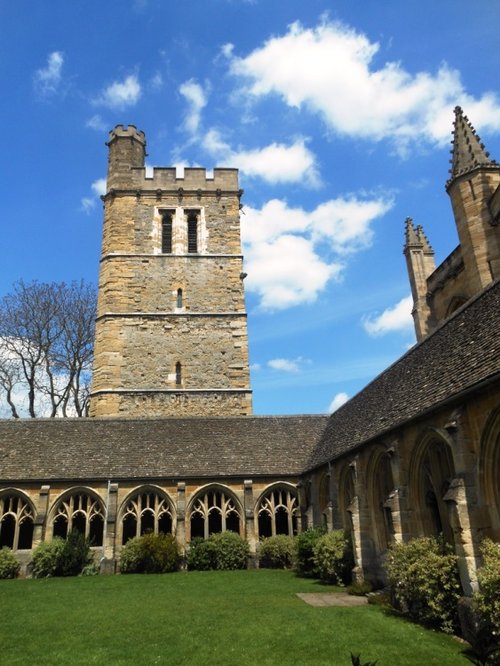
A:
32,532,92,578
313,530,353,585
476,539,500,637
59,531,92,577
258,535,295,569
386,536,462,633
120,533,181,574
347,581,373,596
0,547,20,579
294,527,324,577
32,537,66,578
187,532,249,571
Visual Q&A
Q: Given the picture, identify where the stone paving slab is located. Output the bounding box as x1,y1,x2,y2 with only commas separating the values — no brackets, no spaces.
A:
297,593,368,607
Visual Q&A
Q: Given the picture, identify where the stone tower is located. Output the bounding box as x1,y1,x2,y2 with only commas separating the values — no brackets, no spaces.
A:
405,107,500,342
89,125,252,417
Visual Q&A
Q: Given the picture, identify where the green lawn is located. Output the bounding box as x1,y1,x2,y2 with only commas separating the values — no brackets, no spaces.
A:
0,570,467,665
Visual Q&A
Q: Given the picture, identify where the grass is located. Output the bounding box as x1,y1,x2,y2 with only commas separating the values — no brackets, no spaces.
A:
0,570,467,665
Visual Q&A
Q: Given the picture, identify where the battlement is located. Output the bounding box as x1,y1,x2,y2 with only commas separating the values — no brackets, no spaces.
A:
127,166,239,191
107,124,146,146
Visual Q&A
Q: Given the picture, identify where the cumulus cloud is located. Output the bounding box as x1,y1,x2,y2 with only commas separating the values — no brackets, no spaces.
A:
328,392,349,413
228,19,500,152
33,51,64,96
268,357,307,373
93,74,141,109
202,128,319,186
241,195,392,309
363,295,414,336
179,79,208,134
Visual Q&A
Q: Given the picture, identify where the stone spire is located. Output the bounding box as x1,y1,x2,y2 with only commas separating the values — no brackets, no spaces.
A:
415,225,434,254
404,217,419,247
446,106,499,190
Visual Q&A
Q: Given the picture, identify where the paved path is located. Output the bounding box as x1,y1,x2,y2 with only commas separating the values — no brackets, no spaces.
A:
297,592,368,607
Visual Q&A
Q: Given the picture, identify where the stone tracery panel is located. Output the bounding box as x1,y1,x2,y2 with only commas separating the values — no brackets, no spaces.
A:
0,491,35,551
51,490,105,546
255,484,298,538
120,487,175,545
189,486,242,539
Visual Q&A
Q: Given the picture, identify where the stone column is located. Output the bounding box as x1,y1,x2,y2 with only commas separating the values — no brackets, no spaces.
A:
176,482,186,560
33,485,50,548
101,482,118,574
244,480,257,567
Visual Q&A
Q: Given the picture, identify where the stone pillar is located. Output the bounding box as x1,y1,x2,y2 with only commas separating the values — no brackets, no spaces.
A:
348,495,364,583
33,485,50,548
100,483,118,574
244,480,257,567
444,478,480,594
176,482,186,557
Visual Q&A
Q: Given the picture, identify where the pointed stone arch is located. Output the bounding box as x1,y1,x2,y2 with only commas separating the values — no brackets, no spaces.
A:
48,487,106,546
187,484,243,540
0,489,36,551
118,485,176,545
366,446,395,554
337,461,356,533
254,483,299,538
479,406,500,539
409,430,455,542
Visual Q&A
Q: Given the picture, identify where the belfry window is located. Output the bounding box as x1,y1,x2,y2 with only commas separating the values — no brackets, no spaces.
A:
0,493,34,550
162,212,173,253
187,212,198,253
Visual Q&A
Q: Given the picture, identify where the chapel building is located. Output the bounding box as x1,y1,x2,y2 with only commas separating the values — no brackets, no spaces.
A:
0,108,499,592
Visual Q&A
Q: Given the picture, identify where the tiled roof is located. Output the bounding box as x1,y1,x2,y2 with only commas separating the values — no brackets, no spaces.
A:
308,279,500,470
0,415,328,482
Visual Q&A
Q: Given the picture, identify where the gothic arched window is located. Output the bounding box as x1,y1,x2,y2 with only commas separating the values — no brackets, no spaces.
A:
175,362,182,386
256,486,298,538
121,490,174,545
52,491,105,546
0,493,34,550
176,288,183,308
189,488,241,539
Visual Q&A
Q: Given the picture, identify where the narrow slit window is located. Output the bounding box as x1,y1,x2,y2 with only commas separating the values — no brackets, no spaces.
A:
175,362,182,386
176,288,183,308
162,212,173,253
187,213,198,253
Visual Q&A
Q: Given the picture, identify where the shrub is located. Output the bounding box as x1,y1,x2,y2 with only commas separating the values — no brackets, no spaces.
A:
120,533,181,574
294,527,325,577
313,530,353,585
0,547,20,579
386,536,462,633
58,531,92,577
258,535,295,569
187,532,249,571
32,537,66,578
476,539,500,638
347,581,373,596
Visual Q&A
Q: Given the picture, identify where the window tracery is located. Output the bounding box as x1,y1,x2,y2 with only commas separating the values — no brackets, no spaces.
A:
256,486,298,538
52,491,105,546
121,490,174,545
0,493,34,550
189,488,241,539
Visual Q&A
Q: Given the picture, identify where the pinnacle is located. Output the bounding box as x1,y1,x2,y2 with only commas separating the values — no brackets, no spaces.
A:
415,225,434,253
446,107,499,189
404,217,420,248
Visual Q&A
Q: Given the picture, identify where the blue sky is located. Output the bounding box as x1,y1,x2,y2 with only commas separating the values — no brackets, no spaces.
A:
1,0,499,416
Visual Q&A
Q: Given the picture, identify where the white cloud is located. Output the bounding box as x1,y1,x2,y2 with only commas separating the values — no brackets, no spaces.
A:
93,74,141,109
268,357,307,373
34,51,64,96
328,392,349,413
91,178,107,197
201,128,319,186
80,178,106,213
149,72,163,90
86,114,107,131
179,79,208,134
363,295,414,336
228,19,500,152
241,195,392,310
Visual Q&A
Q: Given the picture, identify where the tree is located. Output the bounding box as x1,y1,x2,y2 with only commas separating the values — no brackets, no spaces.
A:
0,280,96,418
